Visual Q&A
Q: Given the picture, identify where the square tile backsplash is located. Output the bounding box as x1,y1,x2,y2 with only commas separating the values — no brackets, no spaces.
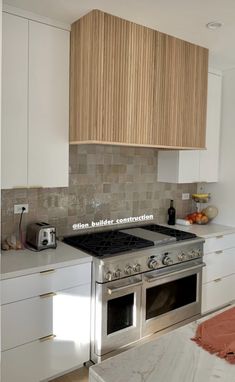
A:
1,145,196,241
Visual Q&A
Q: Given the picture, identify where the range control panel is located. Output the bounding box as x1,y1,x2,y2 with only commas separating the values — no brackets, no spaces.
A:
94,241,204,283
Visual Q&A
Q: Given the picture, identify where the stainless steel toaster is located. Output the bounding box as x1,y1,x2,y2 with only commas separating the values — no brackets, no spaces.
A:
26,222,57,251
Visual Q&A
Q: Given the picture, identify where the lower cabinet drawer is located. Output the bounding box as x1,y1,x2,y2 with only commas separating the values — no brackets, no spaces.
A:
2,336,90,382
2,295,53,351
202,274,235,314
202,248,235,283
204,233,235,254
2,262,91,304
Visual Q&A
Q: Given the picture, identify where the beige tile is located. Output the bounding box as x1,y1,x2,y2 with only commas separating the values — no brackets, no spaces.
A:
1,145,197,241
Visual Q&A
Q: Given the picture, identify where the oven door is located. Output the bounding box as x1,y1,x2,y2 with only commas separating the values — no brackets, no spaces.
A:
142,260,205,337
94,275,142,356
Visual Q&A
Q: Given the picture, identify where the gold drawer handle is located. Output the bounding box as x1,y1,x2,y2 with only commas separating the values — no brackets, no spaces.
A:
39,334,56,342
39,292,57,298
215,250,223,254
40,269,56,275
214,278,222,283
216,235,223,239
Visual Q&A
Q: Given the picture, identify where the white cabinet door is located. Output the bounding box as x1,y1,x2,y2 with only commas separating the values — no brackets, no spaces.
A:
2,295,53,351
157,150,199,183
1,13,28,189
199,72,222,182
2,262,91,304
28,21,69,187
202,274,235,314
2,284,91,382
178,151,200,183
202,248,235,284
204,233,235,254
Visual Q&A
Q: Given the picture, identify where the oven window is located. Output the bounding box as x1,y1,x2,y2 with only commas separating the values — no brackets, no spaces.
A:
107,294,134,334
146,274,197,320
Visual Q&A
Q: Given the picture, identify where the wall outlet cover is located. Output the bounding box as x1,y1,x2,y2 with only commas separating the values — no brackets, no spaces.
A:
182,193,190,200
14,204,29,214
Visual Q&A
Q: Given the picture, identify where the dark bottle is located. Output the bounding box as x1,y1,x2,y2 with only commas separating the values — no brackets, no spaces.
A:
168,200,176,225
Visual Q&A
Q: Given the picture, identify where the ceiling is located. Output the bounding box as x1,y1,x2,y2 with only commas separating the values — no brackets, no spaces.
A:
3,0,235,70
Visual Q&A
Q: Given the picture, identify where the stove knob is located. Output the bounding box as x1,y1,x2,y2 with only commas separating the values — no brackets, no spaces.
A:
196,249,201,257
148,258,159,270
124,266,132,275
178,253,186,261
162,256,173,266
133,264,141,273
192,250,200,258
191,250,196,258
114,269,121,278
105,271,112,281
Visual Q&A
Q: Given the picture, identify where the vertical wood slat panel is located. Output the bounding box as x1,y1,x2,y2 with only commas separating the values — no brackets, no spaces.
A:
102,14,155,145
70,10,208,149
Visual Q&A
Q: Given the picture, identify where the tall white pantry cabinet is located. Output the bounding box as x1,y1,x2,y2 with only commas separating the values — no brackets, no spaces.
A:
2,12,69,188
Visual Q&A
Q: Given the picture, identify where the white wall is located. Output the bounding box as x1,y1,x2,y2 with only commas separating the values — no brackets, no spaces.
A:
205,68,235,226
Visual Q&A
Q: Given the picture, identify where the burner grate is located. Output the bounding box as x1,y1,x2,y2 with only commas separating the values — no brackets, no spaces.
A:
64,230,154,257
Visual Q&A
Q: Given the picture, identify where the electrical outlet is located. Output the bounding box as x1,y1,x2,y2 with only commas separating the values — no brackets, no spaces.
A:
14,204,29,214
182,193,190,201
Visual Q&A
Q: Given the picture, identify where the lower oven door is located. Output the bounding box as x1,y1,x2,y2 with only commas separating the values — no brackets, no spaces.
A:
94,275,142,357
142,260,205,337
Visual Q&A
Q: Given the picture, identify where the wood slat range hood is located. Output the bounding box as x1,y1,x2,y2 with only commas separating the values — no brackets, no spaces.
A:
70,9,208,149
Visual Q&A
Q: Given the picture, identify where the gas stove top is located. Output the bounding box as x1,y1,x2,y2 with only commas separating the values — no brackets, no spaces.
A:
63,230,154,257
64,224,197,258
64,224,204,283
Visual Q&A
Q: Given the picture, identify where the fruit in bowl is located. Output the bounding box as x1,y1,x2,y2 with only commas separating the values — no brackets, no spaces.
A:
186,211,209,225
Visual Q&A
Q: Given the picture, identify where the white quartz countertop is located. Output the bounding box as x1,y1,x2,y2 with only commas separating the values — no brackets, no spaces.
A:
1,241,91,280
90,306,235,382
165,223,235,239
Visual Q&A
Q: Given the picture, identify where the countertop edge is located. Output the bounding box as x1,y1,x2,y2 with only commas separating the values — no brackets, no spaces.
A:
1,241,92,280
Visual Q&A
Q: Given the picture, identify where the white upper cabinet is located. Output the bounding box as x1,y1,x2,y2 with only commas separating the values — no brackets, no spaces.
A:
1,13,69,189
28,22,69,187
157,71,222,183
2,13,28,189
199,72,222,182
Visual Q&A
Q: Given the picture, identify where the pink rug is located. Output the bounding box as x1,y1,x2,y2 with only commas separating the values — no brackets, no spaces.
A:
192,307,235,364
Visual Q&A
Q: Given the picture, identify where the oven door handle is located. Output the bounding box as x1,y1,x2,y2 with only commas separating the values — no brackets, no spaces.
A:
107,281,143,295
144,262,206,283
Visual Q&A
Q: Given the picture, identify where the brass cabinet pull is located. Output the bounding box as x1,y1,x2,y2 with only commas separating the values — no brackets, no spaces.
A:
39,334,56,342
214,278,222,283
39,292,57,298
215,250,223,254
40,269,56,275
216,235,223,239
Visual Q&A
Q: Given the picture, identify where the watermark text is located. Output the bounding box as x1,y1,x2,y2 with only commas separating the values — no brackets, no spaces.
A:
72,214,154,231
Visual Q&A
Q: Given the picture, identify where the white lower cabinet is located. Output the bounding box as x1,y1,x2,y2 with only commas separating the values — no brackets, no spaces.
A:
2,334,89,382
1,264,91,382
202,248,235,284
202,234,235,314
2,296,53,351
202,274,235,313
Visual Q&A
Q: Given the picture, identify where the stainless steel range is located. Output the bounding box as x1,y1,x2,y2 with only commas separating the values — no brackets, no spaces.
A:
64,224,205,363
